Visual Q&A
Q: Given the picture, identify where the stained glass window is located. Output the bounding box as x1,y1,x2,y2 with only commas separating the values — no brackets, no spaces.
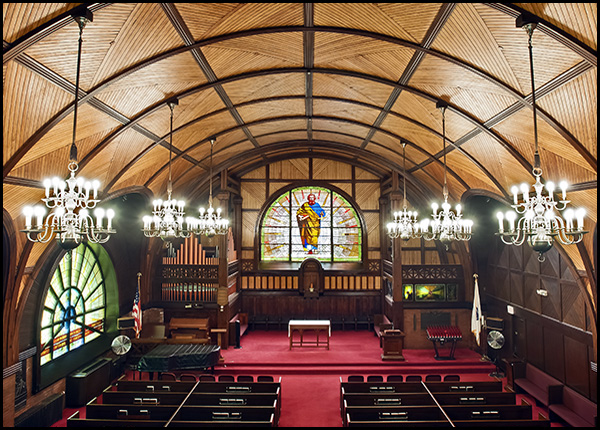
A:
40,244,106,365
261,186,362,262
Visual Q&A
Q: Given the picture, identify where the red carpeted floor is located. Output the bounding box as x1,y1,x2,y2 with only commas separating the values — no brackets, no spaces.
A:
51,329,562,427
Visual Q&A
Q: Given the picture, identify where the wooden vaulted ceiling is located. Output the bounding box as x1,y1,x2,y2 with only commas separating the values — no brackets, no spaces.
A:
3,3,597,269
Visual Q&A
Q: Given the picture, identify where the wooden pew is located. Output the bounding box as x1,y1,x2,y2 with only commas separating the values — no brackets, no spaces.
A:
452,418,551,427
341,391,517,419
67,409,275,427
100,391,279,407
345,404,534,427
87,404,276,421
100,389,281,424
340,380,503,395
103,380,282,423
111,380,281,395
346,414,550,427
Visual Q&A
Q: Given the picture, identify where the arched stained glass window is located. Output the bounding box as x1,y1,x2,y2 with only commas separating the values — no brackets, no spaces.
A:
40,244,106,365
261,186,362,262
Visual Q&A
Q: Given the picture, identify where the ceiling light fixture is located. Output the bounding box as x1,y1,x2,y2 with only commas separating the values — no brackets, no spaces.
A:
142,98,193,251
419,101,473,249
22,8,116,250
496,14,587,262
387,142,421,240
192,137,229,238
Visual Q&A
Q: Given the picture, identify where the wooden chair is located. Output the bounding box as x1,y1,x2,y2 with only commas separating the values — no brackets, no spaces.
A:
218,374,235,382
405,375,422,382
366,375,383,382
348,375,364,382
160,372,177,381
237,375,254,382
198,374,215,381
180,373,198,382
425,374,442,382
444,374,460,381
257,375,274,382
387,375,403,382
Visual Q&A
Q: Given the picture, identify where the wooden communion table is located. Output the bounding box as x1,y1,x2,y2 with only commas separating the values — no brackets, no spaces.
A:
288,320,331,349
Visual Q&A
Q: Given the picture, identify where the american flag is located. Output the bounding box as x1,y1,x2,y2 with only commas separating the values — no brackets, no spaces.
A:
132,273,142,338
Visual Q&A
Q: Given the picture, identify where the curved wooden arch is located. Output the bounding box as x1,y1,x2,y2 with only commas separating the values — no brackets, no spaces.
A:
2,209,19,367
184,142,446,211
6,22,593,182
139,113,473,194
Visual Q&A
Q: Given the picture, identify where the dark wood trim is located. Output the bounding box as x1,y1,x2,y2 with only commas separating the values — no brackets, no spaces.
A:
2,4,109,64
487,3,597,66
486,295,593,346
9,25,591,184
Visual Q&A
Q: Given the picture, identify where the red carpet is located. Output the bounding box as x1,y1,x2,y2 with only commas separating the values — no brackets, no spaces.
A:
51,329,562,427
219,329,495,374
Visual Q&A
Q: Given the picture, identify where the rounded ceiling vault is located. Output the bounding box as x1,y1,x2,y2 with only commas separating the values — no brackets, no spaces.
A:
3,3,597,267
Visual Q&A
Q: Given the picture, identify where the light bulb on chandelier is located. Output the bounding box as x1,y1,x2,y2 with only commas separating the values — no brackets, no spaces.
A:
192,137,229,238
387,142,421,241
419,101,473,249
21,8,116,250
495,14,587,262
142,98,193,249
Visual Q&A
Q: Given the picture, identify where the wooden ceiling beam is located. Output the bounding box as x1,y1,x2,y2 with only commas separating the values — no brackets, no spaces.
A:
5,20,593,192
2,3,109,64
358,3,456,151
160,3,265,159
488,3,597,66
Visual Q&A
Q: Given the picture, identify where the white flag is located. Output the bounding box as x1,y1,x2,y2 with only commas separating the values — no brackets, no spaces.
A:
471,274,483,346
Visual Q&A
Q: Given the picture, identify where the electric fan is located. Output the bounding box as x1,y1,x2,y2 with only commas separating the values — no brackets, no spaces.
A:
111,334,132,356
486,330,505,378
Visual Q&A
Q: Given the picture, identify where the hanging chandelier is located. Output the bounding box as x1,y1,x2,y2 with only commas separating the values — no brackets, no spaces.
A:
419,101,473,249
21,9,116,250
192,137,229,238
142,98,193,245
496,14,587,262
387,142,421,240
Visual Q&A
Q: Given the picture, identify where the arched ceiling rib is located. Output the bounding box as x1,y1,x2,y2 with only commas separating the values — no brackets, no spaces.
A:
3,3,597,226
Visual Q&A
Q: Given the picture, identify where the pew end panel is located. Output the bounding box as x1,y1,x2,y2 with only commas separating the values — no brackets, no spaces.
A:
513,363,563,407
548,385,597,427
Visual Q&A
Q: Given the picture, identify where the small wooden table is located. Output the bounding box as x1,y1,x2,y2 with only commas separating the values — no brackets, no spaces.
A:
288,320,331,349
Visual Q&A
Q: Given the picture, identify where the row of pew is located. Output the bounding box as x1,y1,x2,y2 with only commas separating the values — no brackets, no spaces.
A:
67,376,281,427
340,379,552,427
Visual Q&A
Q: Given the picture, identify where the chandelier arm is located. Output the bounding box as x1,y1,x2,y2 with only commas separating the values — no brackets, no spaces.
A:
525,24,542,172
167,102,174,196
70,16,88,164
402,142,407,210
441,106,448,199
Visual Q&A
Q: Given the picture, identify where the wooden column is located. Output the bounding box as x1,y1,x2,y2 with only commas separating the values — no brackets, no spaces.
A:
389,172,404,331
216,189,230,347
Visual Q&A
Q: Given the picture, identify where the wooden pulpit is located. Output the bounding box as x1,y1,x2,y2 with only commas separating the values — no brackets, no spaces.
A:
381,329,405,361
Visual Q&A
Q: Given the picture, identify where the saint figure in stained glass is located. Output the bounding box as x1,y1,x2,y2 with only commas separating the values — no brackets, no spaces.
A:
296,193,326,254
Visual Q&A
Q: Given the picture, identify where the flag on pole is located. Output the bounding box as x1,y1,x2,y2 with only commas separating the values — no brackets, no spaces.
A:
471,274,483,346
132,273,142,338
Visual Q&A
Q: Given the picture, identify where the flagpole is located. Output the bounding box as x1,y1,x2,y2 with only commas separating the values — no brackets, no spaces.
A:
471,273,483,348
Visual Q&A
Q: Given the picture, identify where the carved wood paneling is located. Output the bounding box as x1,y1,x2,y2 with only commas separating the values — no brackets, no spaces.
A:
509,271,522,304
543,327,565,382
564,336,591,397
562,281,585,329
541,277,560,320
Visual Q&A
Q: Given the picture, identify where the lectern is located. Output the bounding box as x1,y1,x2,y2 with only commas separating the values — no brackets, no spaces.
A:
381,329,405,361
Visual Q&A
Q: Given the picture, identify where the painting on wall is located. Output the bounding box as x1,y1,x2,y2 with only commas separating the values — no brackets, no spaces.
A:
415,284,446,301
